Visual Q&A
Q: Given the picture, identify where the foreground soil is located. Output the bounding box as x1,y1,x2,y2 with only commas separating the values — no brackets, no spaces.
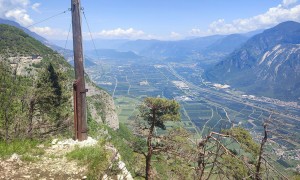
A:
0,139,89,180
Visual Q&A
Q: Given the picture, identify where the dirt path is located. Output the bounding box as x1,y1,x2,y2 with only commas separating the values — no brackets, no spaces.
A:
0,137,133,180
0,139,94,180
0,155,86,180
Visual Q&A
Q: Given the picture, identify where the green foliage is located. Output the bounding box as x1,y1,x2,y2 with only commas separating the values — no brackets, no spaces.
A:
87,95,105,122
67,140,110,179
0,24,75,141
0,24,54,57
35,63,70,123
107,123,146,177
0,62,28,140
221,155,249,179
86,109,102,138
139,98,183,179
154,155,194,180
139,97,180,130
153,128,197,179
21,154,39,162
291,173,300,180
223,127,260,156
0,139,44,158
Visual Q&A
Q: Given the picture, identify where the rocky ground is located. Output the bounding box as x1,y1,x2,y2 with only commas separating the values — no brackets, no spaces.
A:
0,154,86,180
0,138,93,180
0,137,133,180
86,82,119,130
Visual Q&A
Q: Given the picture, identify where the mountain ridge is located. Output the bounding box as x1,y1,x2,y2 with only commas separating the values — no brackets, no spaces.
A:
0,23,119,131
0,18,97,67
116,34,250,65
205,21,300,101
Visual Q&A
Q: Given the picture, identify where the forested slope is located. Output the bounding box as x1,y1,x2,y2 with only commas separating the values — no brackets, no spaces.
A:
0,24,118,141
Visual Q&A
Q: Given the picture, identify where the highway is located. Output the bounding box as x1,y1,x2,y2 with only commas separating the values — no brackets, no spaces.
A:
166,64,300,122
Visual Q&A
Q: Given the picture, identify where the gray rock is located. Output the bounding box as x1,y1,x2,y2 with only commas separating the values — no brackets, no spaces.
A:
51,139,59,145
7,153,20,162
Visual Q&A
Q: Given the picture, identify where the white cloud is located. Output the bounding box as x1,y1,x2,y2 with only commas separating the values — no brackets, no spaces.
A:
190,0,300,36
31,26,154,40
170,32,181,39
31,3,41,12
283,0,298,6
0,0,34,26
190,28,207,36
5,9,33,26
88,29,183,40
99,28,144,37
93,28,146,39
30,26,69,39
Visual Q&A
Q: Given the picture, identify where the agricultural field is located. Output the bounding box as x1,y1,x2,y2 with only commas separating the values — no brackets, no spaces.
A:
86,60,300,170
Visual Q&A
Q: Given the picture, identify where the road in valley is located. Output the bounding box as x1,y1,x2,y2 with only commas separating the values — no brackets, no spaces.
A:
166,64,300,123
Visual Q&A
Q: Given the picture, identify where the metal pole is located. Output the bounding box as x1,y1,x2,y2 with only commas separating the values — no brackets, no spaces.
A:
71,0,87,141
73,82,78,139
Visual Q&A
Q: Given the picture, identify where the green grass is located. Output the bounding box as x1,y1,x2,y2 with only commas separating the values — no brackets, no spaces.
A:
107,123,146,178
66,140,110,179
21,154,39,162
0,139,45,159
87,108,102,138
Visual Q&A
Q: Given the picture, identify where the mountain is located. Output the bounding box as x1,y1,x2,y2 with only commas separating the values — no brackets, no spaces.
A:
118,35,224,59
0,18,96,67
0,18,48,43
85,49,141,61
52,47,96,67
204,34,248,53
117,34,249,65
51,39,129,50
0,24,118,137
205,21,300,101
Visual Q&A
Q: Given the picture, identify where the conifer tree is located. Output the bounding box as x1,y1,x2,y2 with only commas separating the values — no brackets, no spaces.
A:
35,63,68,125
139,97,180,180
0,62,24,141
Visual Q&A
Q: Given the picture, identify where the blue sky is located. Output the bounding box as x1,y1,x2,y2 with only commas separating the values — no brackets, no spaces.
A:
1,0,300,40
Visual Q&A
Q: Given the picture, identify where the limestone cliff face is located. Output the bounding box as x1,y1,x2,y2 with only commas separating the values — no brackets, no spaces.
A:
86,82,119,130
205,21,300,101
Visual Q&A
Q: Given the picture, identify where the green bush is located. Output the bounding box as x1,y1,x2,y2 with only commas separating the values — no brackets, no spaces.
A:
107,123,146,178
0,139,44,158
66,140,110,179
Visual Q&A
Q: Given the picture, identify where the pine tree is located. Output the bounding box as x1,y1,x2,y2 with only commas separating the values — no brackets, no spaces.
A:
35,63,69,124
139,97,180,180
0,62,25,141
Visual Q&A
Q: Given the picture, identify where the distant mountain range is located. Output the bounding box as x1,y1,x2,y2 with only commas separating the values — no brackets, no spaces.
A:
52,28,259,66
0,18,258,67
51,39,129,50
205,21,300,102
117,34,250,65
85,49,141,61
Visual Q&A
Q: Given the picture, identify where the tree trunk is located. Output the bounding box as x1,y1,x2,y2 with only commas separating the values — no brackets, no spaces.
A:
27,98,35,138
14,118,20,138
197,150,205,179
255,124,267,180
4,110,9,142
146,109,156,180
197,137,208,179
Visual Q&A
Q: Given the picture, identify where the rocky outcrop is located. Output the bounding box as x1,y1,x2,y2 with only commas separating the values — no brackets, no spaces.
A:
86,82,119,130
0,137,131,179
